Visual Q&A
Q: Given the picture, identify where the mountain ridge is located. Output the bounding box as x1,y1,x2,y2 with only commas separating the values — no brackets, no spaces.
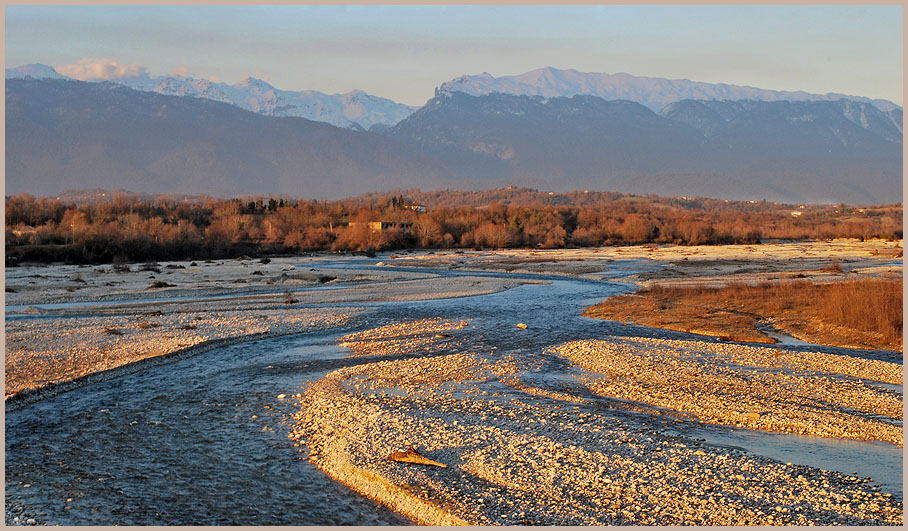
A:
389,91,901,204
6,77,902,204
437,67,901,115
5,78,452,198
10,63,902,132
5,63,416,130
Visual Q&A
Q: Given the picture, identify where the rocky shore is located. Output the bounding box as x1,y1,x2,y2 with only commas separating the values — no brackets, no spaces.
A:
5,301,360,403
559,337,902,446
6,244,902,525
385,239,903,285
5,256,523,404
289,336,903,525
338,317,472,357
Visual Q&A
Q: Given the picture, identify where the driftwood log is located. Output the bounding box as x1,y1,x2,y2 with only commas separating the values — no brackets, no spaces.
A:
387,447,447,468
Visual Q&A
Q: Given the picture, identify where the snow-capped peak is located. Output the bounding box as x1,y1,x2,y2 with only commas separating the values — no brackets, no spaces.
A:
5,63,71,80
235,76,274,90
6,63,416,130
438,67,900,113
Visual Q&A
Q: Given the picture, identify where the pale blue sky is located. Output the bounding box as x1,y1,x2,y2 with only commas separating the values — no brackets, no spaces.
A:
5,4,903,106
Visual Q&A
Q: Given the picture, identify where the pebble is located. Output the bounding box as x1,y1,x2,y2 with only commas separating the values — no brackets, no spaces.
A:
559,337,902,446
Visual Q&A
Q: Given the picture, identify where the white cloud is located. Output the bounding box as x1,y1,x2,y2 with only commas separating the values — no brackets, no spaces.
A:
57,58,148,81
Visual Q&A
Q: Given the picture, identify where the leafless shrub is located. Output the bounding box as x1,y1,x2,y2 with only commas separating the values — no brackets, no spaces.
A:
822,258,844,273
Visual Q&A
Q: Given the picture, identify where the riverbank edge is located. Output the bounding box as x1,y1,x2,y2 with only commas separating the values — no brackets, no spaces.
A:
5,328,314,413
317,450,468,526
5,273,524,413
300,374,469,526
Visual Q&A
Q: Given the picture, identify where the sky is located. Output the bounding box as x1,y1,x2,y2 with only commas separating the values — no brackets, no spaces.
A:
5,4,903,107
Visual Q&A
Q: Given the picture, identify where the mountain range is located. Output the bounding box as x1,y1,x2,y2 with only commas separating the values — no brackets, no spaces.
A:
5,78,453,198
8,64,901,129
4,68,903,203
388,91,901,203
437,67,901,113
6,64,415,130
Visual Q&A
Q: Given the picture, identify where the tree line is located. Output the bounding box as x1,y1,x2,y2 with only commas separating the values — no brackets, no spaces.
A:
5,188,902,264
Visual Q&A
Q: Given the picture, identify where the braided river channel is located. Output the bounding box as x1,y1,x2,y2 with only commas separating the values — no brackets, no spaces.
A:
5,257,902,525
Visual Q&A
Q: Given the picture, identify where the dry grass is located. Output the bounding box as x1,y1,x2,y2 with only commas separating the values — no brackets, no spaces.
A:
585,294,770,343
585,278,902,351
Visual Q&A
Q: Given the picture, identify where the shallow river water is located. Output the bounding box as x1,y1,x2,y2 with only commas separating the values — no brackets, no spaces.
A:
4,257,903,525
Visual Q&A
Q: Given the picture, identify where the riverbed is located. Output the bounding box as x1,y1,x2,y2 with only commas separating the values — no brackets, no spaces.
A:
4,246,903,525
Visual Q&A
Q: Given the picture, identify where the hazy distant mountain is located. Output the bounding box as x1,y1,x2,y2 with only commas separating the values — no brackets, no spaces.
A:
134,76,416,130
662,99,903,145
5,64,416,130
390,92,702,185
389,92,902,203
5,78,451,198
7,77,902,203
438,67,902,114
5,63,71,81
